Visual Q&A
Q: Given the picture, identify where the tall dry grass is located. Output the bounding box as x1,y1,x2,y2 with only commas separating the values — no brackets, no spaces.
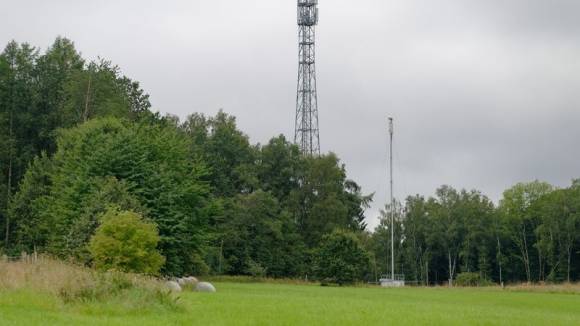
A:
0,255,180,310
1,255,92,296
505,282,580,295
205,274,317,286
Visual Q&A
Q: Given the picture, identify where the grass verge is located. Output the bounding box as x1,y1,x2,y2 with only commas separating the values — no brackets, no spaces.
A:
0,256,180,313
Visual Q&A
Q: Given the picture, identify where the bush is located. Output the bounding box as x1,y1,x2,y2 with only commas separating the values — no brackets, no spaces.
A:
315,229,371,285
455,272,493,287
89,210,165,275
246,260,267,278
190,253,210,277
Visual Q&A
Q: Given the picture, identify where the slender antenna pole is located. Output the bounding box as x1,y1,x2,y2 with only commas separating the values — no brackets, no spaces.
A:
389,118,395,281
388,117,394,281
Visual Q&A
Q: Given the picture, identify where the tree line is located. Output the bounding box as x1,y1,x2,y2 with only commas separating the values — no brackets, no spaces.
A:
0,38,371,280
1,38,578,284
373,181,580,285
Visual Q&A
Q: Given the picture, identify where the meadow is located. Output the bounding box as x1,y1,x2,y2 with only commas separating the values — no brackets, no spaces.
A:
2,281,580,325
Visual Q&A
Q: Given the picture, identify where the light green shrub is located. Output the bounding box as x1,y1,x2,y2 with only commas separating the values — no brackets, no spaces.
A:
89,210,165,275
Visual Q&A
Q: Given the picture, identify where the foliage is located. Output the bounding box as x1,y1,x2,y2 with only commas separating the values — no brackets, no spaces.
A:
2,38,374,279
316,229,371,285
61,58,150,125
3,37,579,285
182,110,257,197
289,153,371,247
368,180,580,286
89,210,165,275
0,41,40,248
369,199,405,281
534,186,580,282
181,113,371,278
499,181,554,283
216,190,306,278
395,195,430,285
455,272,493,287
256,135,303,202
6,154,53,254
10,118,215,276
0,37,150,251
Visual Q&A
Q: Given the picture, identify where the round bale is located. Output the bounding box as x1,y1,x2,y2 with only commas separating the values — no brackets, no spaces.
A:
195,282,216,293
166,280,182,292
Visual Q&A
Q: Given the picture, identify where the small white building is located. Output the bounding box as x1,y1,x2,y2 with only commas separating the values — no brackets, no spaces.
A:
380,275,405,287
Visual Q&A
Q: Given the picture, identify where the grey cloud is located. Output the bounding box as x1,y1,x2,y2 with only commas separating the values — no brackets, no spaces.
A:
1,0,578,229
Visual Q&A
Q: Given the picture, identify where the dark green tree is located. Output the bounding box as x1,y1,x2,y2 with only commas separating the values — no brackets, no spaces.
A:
457,190,495,280
499,181,553,283
217,190,306,277
11,118,215,275
289,153,371,247
60,58,150,125
33,37,85,153
425,186,465,286
1,38,151,251
400,195,431,285
316,229,371,285
370,200,405,282
257,135,303,203
0,41,39,248
535,184,580,282
182,111,257,197
7,154,53,253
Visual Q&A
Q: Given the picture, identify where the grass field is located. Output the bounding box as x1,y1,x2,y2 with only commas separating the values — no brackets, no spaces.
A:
2,282,580,325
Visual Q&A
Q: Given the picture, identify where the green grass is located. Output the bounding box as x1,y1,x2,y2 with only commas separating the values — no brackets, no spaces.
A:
1,282,580,325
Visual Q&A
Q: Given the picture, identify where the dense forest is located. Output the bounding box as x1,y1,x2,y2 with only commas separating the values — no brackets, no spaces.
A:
1,38,579,284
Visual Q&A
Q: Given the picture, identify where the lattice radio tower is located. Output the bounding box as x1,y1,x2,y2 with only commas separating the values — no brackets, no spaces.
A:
295,0,320,156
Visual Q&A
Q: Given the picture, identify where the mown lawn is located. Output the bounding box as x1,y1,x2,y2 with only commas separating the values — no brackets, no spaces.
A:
1,282,579,325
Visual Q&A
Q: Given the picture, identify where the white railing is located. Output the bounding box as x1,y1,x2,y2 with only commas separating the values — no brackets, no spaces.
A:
298,0,318,7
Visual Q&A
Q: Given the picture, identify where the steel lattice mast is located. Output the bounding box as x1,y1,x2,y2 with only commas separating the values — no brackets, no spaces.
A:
295,0,320,156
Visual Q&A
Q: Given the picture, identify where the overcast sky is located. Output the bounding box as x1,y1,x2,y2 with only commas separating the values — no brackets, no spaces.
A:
2,0,579,229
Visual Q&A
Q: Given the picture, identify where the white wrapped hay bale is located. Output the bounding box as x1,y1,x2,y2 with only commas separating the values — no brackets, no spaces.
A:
166,280,182,292
185,276,199,284
178,276,199,286
195,282,216,293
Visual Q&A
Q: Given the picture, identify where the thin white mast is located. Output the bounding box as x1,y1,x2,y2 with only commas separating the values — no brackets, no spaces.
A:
388,117,394,281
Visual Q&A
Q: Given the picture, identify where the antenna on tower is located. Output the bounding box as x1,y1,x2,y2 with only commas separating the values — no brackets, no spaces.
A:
295,0,320,156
